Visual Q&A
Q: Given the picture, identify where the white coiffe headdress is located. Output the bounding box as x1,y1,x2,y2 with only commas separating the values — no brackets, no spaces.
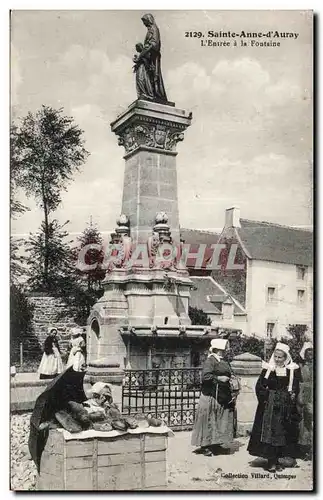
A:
208,338,228,361
262,342,298,392
92,382,112,397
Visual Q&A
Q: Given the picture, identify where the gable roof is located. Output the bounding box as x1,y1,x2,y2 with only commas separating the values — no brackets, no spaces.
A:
189,276,246,315
180,228,219,245
180,219,313,267
238,219,313,267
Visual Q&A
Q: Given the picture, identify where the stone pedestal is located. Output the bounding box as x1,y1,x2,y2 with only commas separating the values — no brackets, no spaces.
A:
111,99,192,244
86,98,220,371
231,352,262,435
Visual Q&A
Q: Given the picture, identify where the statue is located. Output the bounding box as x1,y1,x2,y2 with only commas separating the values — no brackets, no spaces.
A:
133,13,168,103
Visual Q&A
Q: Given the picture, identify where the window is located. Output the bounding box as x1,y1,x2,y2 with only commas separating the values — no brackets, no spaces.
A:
296,265,307,280
266,322,275,338
297,289,306,305
267,287,276,302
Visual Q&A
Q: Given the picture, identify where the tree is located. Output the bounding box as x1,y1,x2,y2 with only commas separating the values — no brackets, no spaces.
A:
25,219,74,292
74,220,106,292
10,283,39,364
188,306,212,326
281,324,310,362
10,125,29,284
10,124,29,218
56,219,105,325
13,106,89,290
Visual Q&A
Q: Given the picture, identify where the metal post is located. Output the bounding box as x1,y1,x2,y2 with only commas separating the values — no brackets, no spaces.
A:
20,342,23,367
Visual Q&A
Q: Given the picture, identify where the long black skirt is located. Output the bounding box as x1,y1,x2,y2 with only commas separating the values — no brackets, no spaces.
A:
248,392,299,460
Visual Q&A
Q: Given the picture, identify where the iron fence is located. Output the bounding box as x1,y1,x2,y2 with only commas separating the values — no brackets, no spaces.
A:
122,368,202,430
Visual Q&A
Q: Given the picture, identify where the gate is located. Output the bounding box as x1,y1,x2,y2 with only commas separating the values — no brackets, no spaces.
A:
121,368,202,430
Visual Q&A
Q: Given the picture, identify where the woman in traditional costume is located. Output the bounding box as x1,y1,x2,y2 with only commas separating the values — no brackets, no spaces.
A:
37,327,63,380
247,342,301,472
191,338,236,456
297,341,313,459
67,328,85,367
70,336,86,372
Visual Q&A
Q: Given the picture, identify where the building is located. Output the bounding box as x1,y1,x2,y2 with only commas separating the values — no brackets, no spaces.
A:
182,207,313,339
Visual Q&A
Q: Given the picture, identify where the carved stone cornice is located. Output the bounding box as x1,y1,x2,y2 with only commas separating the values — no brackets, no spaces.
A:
111,100,192,155
117,120,185,154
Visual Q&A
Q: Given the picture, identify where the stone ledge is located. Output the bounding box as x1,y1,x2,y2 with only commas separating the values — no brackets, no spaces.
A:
11,378,49,388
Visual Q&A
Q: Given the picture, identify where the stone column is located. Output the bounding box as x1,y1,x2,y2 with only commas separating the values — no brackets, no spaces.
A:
231,352,262,435
111,99,192,245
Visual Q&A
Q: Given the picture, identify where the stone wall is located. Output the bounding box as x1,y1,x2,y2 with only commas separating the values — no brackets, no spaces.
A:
27,293,84,355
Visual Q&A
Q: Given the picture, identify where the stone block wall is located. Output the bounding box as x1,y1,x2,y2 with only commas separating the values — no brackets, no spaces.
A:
27,293,84,355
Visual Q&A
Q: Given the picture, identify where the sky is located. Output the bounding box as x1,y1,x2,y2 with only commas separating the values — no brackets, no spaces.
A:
10,9,313,239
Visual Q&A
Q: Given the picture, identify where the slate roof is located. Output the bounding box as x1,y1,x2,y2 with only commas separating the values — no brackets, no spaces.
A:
180,228,219,245
180,219,313,267
238,219,313,267
189,276,246,315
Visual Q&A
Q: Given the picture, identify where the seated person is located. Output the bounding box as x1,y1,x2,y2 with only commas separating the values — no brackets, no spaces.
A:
55,379,138,433
29,365,161,472
83,382,138,431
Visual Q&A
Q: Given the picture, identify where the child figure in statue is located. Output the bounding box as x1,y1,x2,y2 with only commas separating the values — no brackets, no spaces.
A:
133,42,155,101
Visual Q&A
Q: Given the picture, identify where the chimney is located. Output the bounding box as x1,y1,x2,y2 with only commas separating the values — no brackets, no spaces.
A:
225,207,241,228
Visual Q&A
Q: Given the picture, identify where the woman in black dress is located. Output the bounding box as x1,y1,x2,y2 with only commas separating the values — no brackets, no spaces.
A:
191,338,236,456
247,342,301,472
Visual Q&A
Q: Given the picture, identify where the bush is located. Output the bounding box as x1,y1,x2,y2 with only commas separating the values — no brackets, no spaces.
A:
281,324,310,363
188,306,212,326
226,335,267,361
10,284,41,364
225,325,310,363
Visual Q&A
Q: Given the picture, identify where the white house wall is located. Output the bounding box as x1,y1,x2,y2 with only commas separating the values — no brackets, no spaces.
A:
245,259,313,338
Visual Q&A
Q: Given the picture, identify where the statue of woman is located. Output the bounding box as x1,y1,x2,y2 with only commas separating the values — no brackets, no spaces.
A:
134,13,168,102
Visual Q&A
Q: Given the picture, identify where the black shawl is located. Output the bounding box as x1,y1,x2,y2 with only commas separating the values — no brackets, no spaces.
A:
28,366,86,471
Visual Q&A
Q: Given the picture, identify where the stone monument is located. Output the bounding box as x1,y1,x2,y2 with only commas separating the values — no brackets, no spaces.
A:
86,14,218,382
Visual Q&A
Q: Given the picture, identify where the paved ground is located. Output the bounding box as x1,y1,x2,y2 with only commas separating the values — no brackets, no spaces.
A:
166,431,313,491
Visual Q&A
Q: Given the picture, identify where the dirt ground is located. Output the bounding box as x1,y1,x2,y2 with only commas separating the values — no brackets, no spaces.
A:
166,431,313,491
11,413,313,491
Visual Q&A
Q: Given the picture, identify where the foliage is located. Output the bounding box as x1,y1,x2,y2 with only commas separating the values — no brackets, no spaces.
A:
281,324,310,363
57,220,105,325
25,219,74,292
10,237,27,285
25,218,104,325
10,124,29,218
225,325,310,362
10,284,40,363
13,106,89,289
74,221,106,292
10,125,29,284
226,334,267,361
13,106,89,213
189,306,212,326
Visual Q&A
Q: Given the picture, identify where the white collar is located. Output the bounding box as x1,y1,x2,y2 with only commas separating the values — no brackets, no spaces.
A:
208,353,222,363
